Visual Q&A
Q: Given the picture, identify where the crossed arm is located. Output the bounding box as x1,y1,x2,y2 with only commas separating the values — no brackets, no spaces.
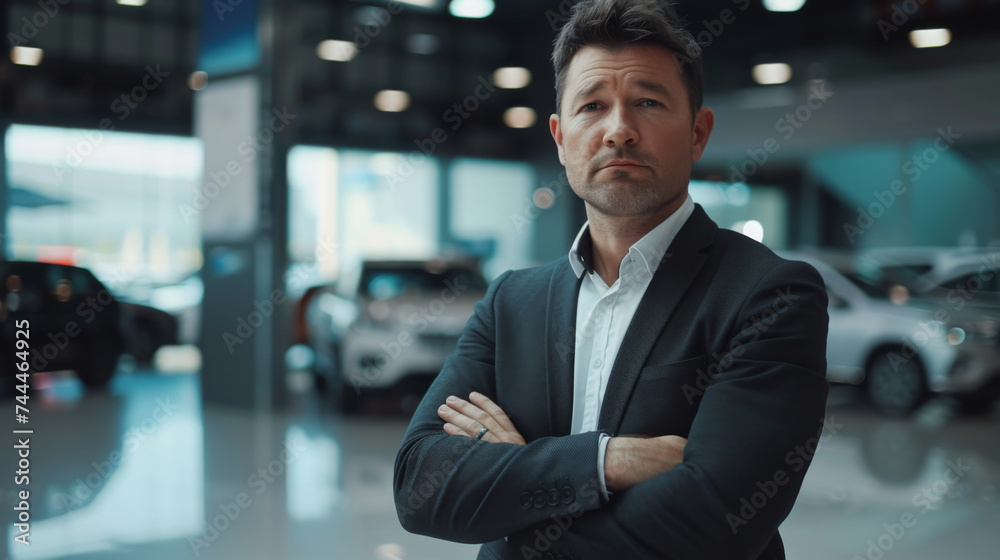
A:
438,391,687,492
393,261,830,558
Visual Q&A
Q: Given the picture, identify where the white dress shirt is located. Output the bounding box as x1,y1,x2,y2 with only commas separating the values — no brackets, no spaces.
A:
566,193,695,497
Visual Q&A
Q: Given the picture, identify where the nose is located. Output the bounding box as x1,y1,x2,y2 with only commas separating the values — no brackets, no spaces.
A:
602,105,638,147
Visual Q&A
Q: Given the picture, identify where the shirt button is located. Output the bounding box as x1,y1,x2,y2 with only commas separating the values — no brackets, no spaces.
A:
593,359,602,367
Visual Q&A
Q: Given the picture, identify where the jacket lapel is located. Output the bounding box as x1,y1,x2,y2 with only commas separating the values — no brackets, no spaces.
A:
544,261,582,436
596,204,718,434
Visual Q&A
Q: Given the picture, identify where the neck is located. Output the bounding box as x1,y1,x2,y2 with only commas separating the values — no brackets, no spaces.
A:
586,197,684,286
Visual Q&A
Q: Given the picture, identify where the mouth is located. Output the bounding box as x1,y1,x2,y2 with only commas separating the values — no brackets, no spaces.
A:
600,161,646,171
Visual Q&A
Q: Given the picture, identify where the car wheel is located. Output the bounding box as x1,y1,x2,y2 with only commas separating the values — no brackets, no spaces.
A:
77,338,121,387
866,350,927,414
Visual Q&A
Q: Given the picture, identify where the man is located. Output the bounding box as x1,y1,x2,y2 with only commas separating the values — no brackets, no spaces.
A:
393,1,829,558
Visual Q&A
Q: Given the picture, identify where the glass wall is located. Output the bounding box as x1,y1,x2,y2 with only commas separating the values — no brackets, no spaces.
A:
5,125,203,290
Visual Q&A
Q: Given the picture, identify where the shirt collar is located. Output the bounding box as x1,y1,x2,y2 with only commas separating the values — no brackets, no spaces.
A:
568,194,695,279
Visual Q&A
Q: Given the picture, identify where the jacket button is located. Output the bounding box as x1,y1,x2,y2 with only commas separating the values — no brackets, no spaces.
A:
547,488,560,506
533,490,546,508
519,492,532,510
560,485,575,504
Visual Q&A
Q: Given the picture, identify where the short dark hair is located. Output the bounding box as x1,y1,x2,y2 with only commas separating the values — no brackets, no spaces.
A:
551,0,704,118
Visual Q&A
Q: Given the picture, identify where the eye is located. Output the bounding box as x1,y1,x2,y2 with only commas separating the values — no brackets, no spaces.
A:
641,99,662,107
582,102,600,111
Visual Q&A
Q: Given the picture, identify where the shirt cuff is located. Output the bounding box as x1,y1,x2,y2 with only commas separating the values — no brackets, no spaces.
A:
597,433,611,502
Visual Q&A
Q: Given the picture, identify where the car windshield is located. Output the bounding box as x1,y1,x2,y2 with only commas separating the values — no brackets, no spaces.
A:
360,266,487,300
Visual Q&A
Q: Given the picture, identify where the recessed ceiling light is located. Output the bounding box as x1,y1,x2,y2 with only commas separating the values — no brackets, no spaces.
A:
116,0,148,6
317,40,358,62
395,0,438,7
492,67,531,89
449,0,494,18
374,90,410,112
763,0,806,12
10,46,43,66
752,63,792,85
909,28,951,49
504,107,536,129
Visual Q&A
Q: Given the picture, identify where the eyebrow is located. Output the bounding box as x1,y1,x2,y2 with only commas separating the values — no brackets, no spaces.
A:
569,78,676,109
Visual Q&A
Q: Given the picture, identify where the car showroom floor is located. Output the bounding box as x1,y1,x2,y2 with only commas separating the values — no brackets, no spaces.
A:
5,369,999,560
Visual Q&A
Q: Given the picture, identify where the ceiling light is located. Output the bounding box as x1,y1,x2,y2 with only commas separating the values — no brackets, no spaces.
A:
396,0,438,7
492,67,531,89
449,0,494,18
10,46,43,66
406,33,440,55
317,40,358,62
188,71,208,91
752,63,792,85
909,28,951,49
762,0,806,12
374,90,410,112
503,107,536,129
116,0,148,5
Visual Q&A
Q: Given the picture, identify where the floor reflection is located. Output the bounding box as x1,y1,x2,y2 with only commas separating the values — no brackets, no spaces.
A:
4,375,998,559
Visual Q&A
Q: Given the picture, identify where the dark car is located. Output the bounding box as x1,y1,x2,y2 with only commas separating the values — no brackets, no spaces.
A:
0,260,126,391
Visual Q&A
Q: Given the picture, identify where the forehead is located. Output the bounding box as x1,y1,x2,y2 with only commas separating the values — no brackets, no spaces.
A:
563,43,685,92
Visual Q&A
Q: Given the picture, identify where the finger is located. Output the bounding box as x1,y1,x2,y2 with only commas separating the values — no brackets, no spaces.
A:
445,395,497,432
469,392,517,433
442,422,467,437
438,402,484,436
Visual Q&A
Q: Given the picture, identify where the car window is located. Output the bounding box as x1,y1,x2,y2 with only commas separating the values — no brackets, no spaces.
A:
360,266,487,300
939,272,1000,296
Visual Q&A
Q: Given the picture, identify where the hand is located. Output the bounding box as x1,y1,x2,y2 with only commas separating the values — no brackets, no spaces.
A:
437,391,526,445
604,435,687,492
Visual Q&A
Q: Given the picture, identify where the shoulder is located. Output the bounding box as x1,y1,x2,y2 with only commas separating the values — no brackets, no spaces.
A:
488,256,570,292
712,229,823,285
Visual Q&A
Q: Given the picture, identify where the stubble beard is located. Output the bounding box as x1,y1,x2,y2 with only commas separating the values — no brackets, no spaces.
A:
572,168,680,218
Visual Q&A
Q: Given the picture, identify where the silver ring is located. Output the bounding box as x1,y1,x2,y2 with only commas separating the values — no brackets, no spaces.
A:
475,427,488,440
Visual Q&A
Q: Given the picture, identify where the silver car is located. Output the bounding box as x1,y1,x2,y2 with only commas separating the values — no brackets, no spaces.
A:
782,251,1000,414
306,258,488,412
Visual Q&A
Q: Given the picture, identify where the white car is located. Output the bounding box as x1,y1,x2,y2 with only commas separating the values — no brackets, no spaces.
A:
306,259,488,412
781,252,1000,414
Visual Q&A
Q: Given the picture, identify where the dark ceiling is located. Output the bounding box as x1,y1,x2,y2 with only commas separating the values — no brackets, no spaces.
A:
2,0,999,160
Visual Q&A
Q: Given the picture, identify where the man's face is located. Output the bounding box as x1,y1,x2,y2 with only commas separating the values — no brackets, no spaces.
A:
550,43,714,219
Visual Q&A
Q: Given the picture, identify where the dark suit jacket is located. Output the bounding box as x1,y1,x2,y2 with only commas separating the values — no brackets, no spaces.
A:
393,204,829,560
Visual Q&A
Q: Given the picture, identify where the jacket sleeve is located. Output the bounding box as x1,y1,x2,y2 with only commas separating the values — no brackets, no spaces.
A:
393,270,606,544
546,260,831,559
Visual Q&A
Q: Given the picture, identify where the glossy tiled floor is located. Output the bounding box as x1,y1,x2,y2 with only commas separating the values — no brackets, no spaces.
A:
3,371,998,560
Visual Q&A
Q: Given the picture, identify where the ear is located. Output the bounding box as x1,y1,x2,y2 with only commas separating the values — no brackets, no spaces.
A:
549,113,566,166
690,107,715,163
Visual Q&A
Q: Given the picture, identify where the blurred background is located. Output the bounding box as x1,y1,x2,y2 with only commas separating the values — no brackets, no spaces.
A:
1,0,1000,558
